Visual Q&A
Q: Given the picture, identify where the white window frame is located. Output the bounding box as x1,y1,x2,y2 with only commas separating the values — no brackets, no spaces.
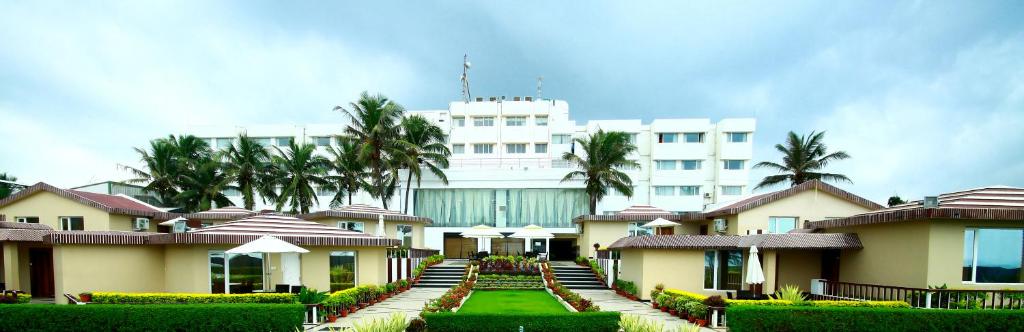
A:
683,132,705,143
654,186,676,196
963,227,1024,285
767,216,798,234
723,160,745,170
552,134,572,144
658,133,678,143
473,144,494,154
681,160,702,170
655,160,677,171
727,132,749,143
396,224,414,248
722,186,743,196
704,250,719,290
679,186,701,196
60,216,84,231
505,116,526,127
337,221,365,232
535,116,548,126
473,117,494,127
505,143,527,154
453,116,465,127
15,216,38,223
628,222,652,237
452,144,465,154
534,143,548,153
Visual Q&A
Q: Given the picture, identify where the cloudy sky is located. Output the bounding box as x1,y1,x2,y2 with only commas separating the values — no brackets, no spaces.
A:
1,1,1022,203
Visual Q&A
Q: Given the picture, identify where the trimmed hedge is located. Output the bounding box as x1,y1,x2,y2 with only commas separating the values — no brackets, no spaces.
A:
91,292,296,304
423,312,621,332
728,305,1024,332
663,289,909,308
0,304,304,331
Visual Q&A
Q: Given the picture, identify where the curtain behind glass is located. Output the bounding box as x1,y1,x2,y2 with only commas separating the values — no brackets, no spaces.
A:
506,189,587,228
415,189,496,227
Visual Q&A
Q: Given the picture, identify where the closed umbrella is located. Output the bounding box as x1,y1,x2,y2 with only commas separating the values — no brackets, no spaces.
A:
746,246,765,294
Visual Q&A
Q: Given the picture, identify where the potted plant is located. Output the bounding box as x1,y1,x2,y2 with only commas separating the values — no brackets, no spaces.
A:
675,299,690,319
666,296,678,316
655,294,670,312
79,292,93,302
325,313,338,323
702,295,727,324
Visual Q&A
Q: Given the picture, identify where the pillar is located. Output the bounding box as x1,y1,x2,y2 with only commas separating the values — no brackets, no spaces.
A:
2,242,19,290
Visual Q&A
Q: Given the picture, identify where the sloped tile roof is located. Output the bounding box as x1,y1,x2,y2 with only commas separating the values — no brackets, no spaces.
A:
707,180,883,217
608,235,741,249
183,206,258,220
299,204,433,224
150,213,399,247
608,233,862,250
0,182,177,221
808,185,1024,229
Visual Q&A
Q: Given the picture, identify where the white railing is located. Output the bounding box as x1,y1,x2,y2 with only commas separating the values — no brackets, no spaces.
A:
446,158,571,169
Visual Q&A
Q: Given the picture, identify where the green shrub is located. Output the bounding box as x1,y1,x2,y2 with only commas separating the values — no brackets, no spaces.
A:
0,293,31,304
352,312,407,332
619,314,664,332
727,305,1024,332
0,304,303,331
772,284,807,303
90,292,295,304
422,312,621,332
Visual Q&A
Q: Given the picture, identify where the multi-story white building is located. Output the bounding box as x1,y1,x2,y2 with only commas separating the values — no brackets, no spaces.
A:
187,97,755,259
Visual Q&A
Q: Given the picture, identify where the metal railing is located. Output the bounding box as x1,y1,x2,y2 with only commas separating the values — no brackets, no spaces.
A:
812,279,1024,309
385,248,440,283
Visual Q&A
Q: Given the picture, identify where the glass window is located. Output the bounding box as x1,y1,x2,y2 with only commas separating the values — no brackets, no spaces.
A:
535,116,548,126
228,252,264,293
658,133,678,143
60,216,84,230
654,186,675,196
768,217,797,234
535,143,548,153
254,137,272,147
473,144,494,154
397,225,413,248
314,137,331,147
506,143,527,154
963,228,1023,283
330,251,357,292
684,132,705,143
552,134,572,144
505,116,526,126
452,144,465,154
223,188,242,196
727,132,749,143
473,117,494,127
704,251,716,289
682,160,702,170
201,138,214,147
15,216,39,224
722,186,743,195
627,133,638,144
723,160,745,170
719,250,743,290
209,251,226,293
337,221,365,232
679,186,701,196
216,138,233,149
655,160,677,170
628,222,653,237
275,137,293,146
453,116,465,127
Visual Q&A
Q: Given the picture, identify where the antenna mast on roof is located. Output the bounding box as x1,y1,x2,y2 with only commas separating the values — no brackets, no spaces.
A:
536,76,543,99
461,54,472,103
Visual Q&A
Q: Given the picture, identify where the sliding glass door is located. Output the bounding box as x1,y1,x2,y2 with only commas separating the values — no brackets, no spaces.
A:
209,250,266,293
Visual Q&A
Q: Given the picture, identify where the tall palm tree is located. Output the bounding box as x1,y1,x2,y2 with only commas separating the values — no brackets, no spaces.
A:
754,131,851,189
175,161,235,212
327,136,368,207
271,141,332,214
399,115,450,214
223,134,272,210
167,134,214,169
123,138,182,205
0,173,18,200
337,92,413,210
560,130,639,214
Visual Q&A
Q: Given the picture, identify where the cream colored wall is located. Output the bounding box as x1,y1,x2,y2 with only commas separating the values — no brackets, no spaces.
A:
623,249,729,300
1,242,18,289
163,245,228,293
732,189,875,235
0,191,114,230
300,246,387,291
580,221,629,258
53,245,166,304
835,221,930,288
617,249,645,297
775,250,821,292
311,218,426,248
926,219,1024,290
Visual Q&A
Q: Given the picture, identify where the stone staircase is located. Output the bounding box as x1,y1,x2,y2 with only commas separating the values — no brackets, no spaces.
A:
552,265,607,289
412,265,466,288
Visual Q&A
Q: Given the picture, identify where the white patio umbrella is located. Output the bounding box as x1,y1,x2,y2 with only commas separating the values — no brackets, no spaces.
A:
460,224,504,254
509,224,554,254
227,236,310,293
641,217,680,235
745,245,766,294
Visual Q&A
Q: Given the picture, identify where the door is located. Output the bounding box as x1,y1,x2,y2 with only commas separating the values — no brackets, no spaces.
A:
549,239,576,261
443,233,476,258
821,250,841,281
29,248,54,298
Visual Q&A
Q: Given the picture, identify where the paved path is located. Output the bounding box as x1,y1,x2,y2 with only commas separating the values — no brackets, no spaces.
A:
577,289,715,331
310,287,446,331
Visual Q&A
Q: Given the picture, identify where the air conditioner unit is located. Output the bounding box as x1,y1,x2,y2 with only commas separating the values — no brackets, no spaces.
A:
713,219,728,234
133,218,150,231
923,196,939,208
172,220,188,233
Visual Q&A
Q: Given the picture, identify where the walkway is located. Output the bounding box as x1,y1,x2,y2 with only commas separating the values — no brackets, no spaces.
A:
310,287,445,331
576,289,716,331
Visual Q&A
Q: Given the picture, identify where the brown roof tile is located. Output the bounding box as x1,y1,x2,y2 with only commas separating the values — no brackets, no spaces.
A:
707,180,883,217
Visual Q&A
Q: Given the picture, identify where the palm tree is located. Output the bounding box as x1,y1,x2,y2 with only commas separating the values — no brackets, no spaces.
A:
223,134,273,210
123,138,182,205
167,134,214,167
337,92,412,210
175,161,235,212
271,141,332,214
754,131,851,189
327,136,368,207
560,130,640,214
399,115,450,214
0,173,18,200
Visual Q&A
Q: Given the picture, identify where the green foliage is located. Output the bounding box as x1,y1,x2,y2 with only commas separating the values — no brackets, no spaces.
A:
326,135,369,208
685,302,707,318
0,172,17,200
90,292,295,304
619,314,664,332
0,304,303,331
339,92,410,210
352,312,408,332
399,114,451,214
458,290,568,314
297,287,329,304
474,274,544,289
727,305,1024,332
560,129,640,214
123,134,215,208
222,133,274,210
0,293,31,304
413,254,445,278
754,131,851,189
422,312,621,332
270,141,332,214
772,284,807,303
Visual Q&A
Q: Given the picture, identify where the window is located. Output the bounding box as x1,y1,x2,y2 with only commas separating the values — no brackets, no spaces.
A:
552,134,572,144
396,224,413,248
452,144,465,154
223,188,242,196
314,136,331,147
727,132,749,143
963,228,1023,283
627,133,638,144
473,117,494,127
704,250,743,290
655,160,677,170
453,116,465,127
209,251,226,293
658,133,678,143
216,138,233,149
254,137,272,147
506,143,527,154
473,144,494,154
768,217,797,234
681,160,702,170
654,186,675,196
60,217,84,230
723,160,745,170
15,217,39,223
275,137,293,146
535,143,548,153
505,116,526,126
535,116,548,126
207,250,267,293
329,251,357,292
679,186,701,196
336,221,365,232
628,222,653,237
683,132,705,143
722,186,743,195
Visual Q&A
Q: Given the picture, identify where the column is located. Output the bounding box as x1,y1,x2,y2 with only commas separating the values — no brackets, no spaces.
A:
2,242,19,290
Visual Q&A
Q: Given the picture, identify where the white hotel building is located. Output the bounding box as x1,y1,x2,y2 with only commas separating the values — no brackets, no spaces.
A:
188,97,755,259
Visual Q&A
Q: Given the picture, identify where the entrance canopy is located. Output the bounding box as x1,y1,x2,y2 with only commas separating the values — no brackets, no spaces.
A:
226,235,310,254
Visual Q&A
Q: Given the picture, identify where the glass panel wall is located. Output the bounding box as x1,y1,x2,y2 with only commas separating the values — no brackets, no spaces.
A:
505,189,587,228
329,251,357,292
397,225,413,248
209,251,226,293
229,252,264,293
963,228,1024,283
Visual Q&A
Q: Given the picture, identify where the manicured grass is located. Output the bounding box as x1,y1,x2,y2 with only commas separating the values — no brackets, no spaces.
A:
457,290,568,314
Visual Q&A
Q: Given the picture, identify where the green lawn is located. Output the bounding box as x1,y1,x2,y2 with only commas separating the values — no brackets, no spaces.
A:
457,290,569,314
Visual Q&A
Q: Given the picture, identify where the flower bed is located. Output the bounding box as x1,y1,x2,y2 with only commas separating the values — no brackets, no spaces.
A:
90,292,296,304
727,305,1024,332
474,275,544,290
479,256,539,275
413,254,446,280
0,304,304,331
612,279,639,301
0,293,30,304
321,280,412,321
542,263,600,312
423,265,478,313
